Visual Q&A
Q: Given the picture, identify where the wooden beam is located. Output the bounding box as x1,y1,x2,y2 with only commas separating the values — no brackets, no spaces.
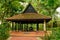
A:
44,20,46,31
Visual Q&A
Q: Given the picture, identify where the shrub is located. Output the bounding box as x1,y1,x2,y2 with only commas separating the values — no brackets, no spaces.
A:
49,27,60,40
0,22,10,40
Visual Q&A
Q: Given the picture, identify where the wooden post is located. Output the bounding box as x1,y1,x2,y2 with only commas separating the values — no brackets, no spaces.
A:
12,22,14,31
20,22,21,31
16,22,18,32
44,20,47,40
10,22,12,28
11,22,15,31
22,24,24,31
10,22,12,32
17,23,19,32
14,22,15,31
44,20,46,31
27,24,28,31
37,23,39,31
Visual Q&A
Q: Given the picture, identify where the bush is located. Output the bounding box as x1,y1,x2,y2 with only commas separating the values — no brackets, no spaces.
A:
0,22,10,40
49,27,60,40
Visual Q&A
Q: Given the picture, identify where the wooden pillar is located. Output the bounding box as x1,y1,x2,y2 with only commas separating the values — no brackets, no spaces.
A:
37,23,39,31
16,22,19,32
26,24,28,31
18,22,21,31
14,22,16,31
20,23,23,31
11,22,12,31
11,22,13,31
44,20,46,31
17,23,19,32
44,20,48,40
22,24,24,31
11,22,15,31
23,24,25,32
19,22,22,31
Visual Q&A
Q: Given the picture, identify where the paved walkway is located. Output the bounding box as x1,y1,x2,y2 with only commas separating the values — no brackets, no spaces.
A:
8,31,51,40
8,36,44,40
10,31,46,37
10,37,39,40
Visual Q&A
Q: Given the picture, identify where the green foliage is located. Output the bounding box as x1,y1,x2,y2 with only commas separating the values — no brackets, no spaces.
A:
11,1,24,13
49,27,60,40
0,0,24,22
0,22,10,40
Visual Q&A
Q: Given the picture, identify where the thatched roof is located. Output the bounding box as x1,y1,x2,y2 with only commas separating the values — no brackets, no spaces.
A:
6,13,51,23
6,3,51,23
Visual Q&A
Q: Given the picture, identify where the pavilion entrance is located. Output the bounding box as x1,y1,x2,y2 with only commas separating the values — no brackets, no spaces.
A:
11,22,42,32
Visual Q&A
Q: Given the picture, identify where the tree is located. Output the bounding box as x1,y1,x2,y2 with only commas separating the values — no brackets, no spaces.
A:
0,0,24,22
0,22,10,40
0,0,24,40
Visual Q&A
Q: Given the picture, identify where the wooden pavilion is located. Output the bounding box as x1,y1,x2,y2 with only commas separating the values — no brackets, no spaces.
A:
6,3,51,37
